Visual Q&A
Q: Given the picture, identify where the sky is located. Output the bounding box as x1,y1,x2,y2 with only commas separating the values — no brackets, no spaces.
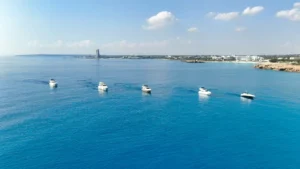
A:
0,0,300,55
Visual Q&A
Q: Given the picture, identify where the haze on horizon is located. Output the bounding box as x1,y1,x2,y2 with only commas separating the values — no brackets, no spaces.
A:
1,0,300,56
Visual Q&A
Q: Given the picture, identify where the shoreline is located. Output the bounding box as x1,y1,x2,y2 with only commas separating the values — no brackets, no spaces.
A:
77,57,260,64
204,61,257,64
255,63,300,73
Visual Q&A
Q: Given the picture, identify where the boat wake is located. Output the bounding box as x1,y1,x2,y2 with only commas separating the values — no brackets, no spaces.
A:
225,92,240,97
22,79,48,85
114,83,140,91
77,79,98,90
172,87,198,94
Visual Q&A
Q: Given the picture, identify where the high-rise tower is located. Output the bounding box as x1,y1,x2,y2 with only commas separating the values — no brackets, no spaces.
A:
96,49,100,59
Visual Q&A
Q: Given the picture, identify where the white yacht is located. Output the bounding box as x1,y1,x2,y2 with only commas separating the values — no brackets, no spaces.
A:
199,93,209,102
142,85,151,93
49,79,57,88
241,97,252,103
241,92,255,99
98,82,108,91
198,87,211,95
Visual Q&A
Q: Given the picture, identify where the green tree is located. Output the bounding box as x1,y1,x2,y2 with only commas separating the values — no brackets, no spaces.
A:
269,58,278,63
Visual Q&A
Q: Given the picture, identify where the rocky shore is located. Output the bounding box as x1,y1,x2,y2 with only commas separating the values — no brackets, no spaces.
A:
255,63,300,73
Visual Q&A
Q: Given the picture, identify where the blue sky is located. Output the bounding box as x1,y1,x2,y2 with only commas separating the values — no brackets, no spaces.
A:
1,0,300,55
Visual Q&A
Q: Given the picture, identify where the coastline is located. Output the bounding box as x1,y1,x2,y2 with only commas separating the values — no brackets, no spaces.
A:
81,57,259,64
255,63,300,73
15,55,265,65
204,61,257,64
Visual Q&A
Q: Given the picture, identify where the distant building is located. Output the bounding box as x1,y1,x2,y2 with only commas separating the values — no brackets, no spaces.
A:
236,56,249,61
250,55,259,61
210,56,219,60
96,49,100,58
234,55,262,62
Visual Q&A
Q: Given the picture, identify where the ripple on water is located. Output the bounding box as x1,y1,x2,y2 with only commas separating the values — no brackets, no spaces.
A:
1,58,300,169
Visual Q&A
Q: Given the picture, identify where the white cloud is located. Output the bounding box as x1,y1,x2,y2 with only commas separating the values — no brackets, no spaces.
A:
100,40,173,55
66,40,94,48
176,36,181,40
206,12,216,17
27,40,40,47
143,11,177,30
294,2,300,8
100,39,203,54
214,12,239,21
25,40,95,54
53,40,64,47
235,27,246,32
276,3,300,21
102,40,168,50
243,6,264,16
27,40,94,48
187,27,198,32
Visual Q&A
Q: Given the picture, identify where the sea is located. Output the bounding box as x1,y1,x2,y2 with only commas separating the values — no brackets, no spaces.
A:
1,55,300,169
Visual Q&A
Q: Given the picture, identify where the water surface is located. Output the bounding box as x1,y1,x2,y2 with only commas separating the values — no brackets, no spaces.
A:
0,56,300,169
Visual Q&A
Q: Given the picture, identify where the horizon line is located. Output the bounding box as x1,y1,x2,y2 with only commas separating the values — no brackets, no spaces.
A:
13,53,300,56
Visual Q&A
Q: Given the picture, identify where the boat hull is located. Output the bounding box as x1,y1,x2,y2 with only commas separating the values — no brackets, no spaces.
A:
142,89,151,93
49,82,57,88
98,86,108,91
241,94,255,99
198,91,211,95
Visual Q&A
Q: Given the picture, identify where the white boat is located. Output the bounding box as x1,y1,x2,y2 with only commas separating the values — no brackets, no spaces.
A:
241,97,252,103
241,92,255,99
98,82,108,91
198,87,211,95
199,93,209,102
49,79,57,88
142,85,151,93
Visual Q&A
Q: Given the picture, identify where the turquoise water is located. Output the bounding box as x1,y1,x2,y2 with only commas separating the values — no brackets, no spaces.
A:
1,56,300,169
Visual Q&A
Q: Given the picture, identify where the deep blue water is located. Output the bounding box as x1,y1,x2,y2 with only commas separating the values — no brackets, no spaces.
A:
1,56,300,169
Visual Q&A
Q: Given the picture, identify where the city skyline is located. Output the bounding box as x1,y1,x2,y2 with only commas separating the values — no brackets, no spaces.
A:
1,0,300,55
